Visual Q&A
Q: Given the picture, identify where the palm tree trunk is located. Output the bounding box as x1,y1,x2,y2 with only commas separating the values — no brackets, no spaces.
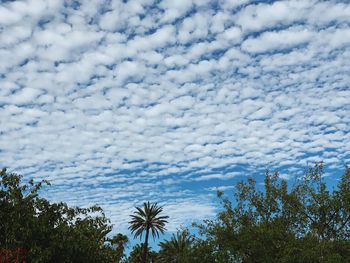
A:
142,227,150,263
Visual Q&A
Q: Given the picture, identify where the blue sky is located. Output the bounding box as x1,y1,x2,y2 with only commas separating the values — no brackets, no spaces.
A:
1,0,350,246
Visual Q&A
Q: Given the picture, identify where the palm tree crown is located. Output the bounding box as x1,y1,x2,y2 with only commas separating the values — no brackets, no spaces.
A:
158,229,193,263
129,201,169,263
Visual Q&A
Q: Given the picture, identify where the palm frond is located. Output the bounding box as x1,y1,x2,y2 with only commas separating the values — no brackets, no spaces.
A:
128,201,169,240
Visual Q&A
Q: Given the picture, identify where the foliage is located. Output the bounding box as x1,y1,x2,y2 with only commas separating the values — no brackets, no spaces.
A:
158,229,193,263
123,244,158,263
2,163,350,262
129,201,168,263
109,233,129,261
192,163,350,262
0,168,127,263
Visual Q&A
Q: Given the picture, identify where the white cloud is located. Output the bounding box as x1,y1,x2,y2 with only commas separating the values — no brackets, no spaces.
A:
206,185,235,192
160,0,193,22
128,25,176,51
10,88,43,105
235,1,312,32
0,5,23,25
218,27,242,43
241,27,313,53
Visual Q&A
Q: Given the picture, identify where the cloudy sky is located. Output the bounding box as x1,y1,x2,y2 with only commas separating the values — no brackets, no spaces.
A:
1,0,350,236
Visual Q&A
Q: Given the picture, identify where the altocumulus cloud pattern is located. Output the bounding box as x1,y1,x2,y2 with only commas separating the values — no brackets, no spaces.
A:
0,0,350,231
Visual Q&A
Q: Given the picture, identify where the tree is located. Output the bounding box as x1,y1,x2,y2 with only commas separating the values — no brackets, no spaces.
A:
193,163,350,262
129,202,168,263
0,168,126,263
124,244,158,263
108,233,129,262
158,229,193,263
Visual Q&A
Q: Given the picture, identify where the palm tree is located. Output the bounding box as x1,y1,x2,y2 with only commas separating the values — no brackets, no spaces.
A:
158,229,193,263
109,233,128,261
129,201,169,263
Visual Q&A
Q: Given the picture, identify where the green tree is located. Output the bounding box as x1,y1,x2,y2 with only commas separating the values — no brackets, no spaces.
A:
193,163,350,262
108,233,129,262
129,202,168,263
0,168,125,262
124,244,158,263
187,238,217,263
158,229,193,263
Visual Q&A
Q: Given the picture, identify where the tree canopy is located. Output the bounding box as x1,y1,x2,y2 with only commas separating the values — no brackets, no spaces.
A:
129,201,168,263
0,168,127,263
191,163,350,262
1,163,350,262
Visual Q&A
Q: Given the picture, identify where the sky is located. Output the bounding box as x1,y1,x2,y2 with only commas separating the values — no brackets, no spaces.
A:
1,0,350,243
